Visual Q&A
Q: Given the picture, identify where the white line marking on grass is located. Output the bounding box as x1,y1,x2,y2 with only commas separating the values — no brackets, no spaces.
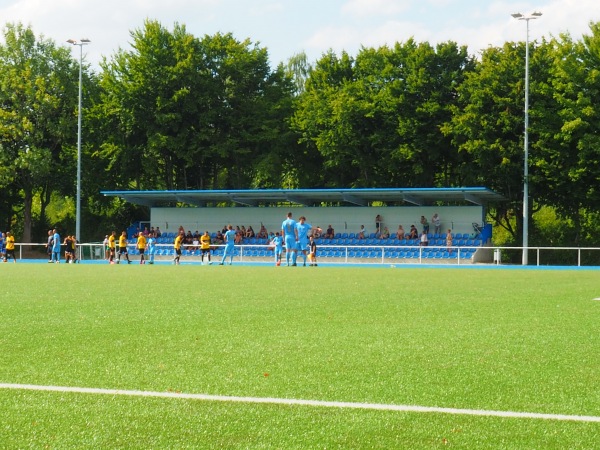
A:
1,383,600,423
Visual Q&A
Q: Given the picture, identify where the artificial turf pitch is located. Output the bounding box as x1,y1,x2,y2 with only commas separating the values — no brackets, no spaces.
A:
0,264,599,448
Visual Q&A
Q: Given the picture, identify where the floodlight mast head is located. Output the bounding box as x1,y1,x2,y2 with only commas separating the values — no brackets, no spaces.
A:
66,38,91,45
511,12,542,20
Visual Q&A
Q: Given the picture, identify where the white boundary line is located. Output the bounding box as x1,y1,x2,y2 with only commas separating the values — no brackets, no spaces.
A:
1,383,600,423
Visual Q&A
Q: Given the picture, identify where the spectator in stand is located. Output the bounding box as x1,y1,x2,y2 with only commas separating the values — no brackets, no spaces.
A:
325,225,335,239
185,230,194,248
420,216,429,234
396,225,405,240
375,214,383,233
313,226,323,238
234,229,243,244
408,225,419,240
432,213,441,235
215,230,224,244
155,227,162,237
358,225,367,239
246,225,255,238
257,224,268,239
420,230,429,246
380,227,390,239
446,229,453,254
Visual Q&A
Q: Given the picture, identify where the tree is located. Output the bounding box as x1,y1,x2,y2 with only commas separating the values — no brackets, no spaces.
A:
0,23,81,242
95,20,296,195
442,41,549,243
292,41,473,189
532,24,600,244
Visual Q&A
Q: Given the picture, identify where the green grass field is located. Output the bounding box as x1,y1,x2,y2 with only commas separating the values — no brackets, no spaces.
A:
1,264,599,448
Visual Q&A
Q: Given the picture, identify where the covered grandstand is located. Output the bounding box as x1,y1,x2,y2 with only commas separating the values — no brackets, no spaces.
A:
102,187,504,264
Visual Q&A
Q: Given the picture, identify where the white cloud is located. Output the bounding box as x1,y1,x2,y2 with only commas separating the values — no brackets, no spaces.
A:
342,0,410,17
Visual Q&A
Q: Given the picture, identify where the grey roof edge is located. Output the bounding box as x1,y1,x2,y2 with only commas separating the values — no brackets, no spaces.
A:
101,188,505,208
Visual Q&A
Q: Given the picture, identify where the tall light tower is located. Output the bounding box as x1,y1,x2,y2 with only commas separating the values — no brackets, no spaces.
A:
67,38,91,246
511,12,541,265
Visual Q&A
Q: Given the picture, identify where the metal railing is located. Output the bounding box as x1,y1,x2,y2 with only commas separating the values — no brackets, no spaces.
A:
9,242,600,267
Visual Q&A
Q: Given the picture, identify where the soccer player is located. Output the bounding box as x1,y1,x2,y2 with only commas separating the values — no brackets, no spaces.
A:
71,236,79,263
63,235,73,263
296,216,312,267
108,231,116,264
137,231,147,264
272,232,283,266
51,228,61,263
147,232,156,264
4,231,16,263
281,212,298,266
117,231,132,264
173,230,184,265
219,225,236,265
46,229,53,262
200,230,212,264
308,235,318,266
0,231,5,261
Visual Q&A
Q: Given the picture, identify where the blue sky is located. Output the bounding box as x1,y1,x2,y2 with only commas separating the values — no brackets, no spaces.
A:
2,0,600,69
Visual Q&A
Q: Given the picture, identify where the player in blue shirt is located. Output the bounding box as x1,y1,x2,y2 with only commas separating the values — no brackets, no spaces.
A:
296,216,312,267
220,224,237,265
271,232,283,266
51,229,61,263
281,212,298,266
147,232,156,264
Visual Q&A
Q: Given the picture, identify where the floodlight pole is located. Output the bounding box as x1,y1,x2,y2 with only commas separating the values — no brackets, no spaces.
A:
512,12,541,265
67,38,91,245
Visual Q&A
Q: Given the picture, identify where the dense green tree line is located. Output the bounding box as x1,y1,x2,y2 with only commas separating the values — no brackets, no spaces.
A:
1,19,600,253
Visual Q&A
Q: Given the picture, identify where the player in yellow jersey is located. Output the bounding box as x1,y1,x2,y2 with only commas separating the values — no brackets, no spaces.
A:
200,230,212,264
173,230,184,265
108,231,116,264
137,231,147,264
4,231,16,263
117,231,131,264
